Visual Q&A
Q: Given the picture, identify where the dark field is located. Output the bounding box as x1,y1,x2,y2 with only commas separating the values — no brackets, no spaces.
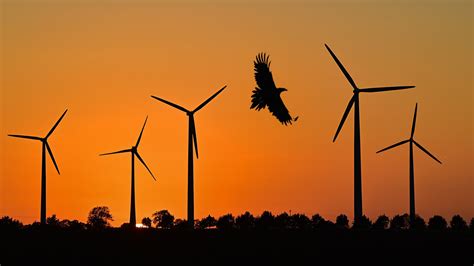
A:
1,228,472,266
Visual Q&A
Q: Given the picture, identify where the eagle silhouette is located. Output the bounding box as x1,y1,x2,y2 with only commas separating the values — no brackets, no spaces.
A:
251,53,298,125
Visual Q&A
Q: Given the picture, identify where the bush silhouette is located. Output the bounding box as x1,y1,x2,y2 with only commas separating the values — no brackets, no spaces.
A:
410,215,426,230
290,214,311,230
120,222,133,229
216,214,235,230
449,215,468,231
197,215,217,229
352,215,372,230
470,218,474,231
141,217,152,228
46,214,61,227
275,212,290,229
428,215,447,231
173,219,188,230
335,214,349,229
390,214,409,230
152,210,175,229
64,219,87,231
0,216,23,231
236,211,255,230
87,206,113,229
311,214,326,229
256,211,275,230
373,215,389,230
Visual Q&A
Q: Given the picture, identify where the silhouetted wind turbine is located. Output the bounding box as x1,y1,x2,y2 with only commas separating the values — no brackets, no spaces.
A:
151,85,226,228
377,103,441,223
8,109,68,224
100,116,156,227
325,44,415,222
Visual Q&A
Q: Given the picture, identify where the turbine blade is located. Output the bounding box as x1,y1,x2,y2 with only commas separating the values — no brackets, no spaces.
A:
359,86,415,93
376,139,409,153
324,44,357,90
192,85,227,113
45,142,60,175
135,151,156,181
46,109,68,139
8,134,42,141
190,115,199,159
136,116,148,147
333,95,355,142
413,140,442,164
411,103,418,138
150,96,189,113
99,149,132,156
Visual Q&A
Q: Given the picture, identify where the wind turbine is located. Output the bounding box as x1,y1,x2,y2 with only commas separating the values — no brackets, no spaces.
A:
377,103,441,223
325,44,415,222
8,109,68,224
151,85,226,228
100,116,156,227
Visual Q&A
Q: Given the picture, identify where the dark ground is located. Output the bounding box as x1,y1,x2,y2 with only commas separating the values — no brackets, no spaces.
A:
1,228,472,265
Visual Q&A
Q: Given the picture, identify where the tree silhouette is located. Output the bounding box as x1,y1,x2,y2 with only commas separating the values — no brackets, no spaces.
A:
236,212,255,230
390,214,410,230
311,214,326,229
428,215,447,231
152,210,175,229
65,219,87,231
275,212,290,230
256,211,275,230
46,214,60,227
290,214,311,230
141,217,152,228
449,215,468,231
470,218,474,231
373,215,389,230
216,214,235,231
173,219,189,230
352,215,372,230
410,215,426,230
336,214,349,229
197,215,217,229
0,216,23,231
87,206,113,229
120,222,133,229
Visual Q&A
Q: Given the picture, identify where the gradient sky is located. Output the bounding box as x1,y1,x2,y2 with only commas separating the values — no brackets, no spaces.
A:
1,0,472,225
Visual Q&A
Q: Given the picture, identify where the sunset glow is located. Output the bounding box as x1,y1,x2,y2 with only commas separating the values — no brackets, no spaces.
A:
1,0,472,226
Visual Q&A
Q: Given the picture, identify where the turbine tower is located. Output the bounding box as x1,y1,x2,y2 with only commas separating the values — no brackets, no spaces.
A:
325,44,415,222
100,116,156,227
8,109,68,224
377,103,442,223
151,85,226,228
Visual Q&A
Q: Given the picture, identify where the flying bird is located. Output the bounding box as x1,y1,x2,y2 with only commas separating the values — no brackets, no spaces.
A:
251,53,298,125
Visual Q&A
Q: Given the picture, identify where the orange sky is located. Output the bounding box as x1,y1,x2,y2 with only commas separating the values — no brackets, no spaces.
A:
1,0,472,225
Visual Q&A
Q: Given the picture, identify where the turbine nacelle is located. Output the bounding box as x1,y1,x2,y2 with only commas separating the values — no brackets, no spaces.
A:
324,43,415,143
151,85,227,160
376,103,442,164
7,109,68,175
100,116,156,181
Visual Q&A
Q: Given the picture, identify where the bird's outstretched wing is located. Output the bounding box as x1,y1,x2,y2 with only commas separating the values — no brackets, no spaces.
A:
268,95,294,125
251,53,276,110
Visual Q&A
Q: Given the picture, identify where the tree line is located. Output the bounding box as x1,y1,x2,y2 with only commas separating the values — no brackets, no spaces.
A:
1,206,473,232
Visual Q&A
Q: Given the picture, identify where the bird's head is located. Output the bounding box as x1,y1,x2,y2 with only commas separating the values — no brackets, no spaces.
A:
277,88,287,94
